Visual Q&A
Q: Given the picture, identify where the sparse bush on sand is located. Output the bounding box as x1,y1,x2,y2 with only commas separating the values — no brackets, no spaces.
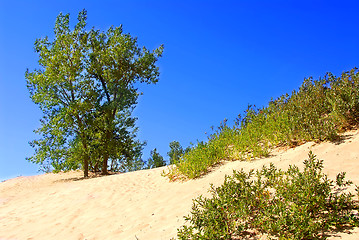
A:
166,68,359,180
177,152,359,239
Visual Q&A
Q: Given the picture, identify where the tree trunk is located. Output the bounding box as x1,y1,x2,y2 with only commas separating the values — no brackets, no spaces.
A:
76,115,89,178
82,138,89,178
102,154,109,175
84,155,89,178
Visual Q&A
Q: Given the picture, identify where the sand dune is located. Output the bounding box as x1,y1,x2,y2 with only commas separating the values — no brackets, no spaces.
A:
1,130,359,240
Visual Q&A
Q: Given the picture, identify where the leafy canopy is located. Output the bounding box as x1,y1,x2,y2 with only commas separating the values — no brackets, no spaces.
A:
26,10,163,177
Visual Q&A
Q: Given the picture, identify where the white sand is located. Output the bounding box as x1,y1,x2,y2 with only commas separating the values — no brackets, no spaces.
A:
1,130,359,240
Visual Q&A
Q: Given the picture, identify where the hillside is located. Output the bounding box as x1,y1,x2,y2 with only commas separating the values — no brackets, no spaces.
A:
1,129,359,240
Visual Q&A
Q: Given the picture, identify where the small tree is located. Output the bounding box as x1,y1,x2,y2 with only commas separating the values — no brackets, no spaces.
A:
167,141,189,164
26,10,163,177
147,148,166,169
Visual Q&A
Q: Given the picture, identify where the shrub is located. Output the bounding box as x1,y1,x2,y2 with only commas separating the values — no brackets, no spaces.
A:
177,152,359,239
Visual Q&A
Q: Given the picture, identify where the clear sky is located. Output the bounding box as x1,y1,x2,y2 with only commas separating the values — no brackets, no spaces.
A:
1,0,358,181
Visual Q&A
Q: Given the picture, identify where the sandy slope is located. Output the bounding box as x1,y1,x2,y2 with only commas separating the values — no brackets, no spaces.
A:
1,130,359,240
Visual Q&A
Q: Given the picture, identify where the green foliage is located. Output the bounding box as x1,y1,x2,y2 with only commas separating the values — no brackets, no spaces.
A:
168,141,190,164
147,148,166,169
177,152,359,239
26,10,163,177
167,68,359,179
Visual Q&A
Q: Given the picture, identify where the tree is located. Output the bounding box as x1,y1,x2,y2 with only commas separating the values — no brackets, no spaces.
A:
167,141,190,164
147,148,166,169
26,10,163,177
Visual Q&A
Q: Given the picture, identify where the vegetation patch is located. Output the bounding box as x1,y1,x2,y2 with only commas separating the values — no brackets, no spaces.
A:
166,68,359,179
177,152,359,239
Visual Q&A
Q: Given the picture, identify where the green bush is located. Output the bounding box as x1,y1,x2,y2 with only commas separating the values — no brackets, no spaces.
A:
177,152,359,239
167,68,359,179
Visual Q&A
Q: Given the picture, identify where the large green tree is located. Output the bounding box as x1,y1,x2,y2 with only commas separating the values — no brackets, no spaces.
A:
26,10,163,177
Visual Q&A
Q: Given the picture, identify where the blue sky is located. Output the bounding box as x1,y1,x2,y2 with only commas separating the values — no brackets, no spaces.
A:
1,0,358,181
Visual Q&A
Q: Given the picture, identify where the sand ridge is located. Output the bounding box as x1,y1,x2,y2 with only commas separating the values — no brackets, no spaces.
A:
1,130,359,240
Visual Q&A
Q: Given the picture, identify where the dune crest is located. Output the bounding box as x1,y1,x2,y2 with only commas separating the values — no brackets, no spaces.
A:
1,130,359,240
